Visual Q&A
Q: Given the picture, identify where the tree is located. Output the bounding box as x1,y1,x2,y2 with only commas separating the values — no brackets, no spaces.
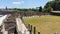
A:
6,6,8,10
39,6,42,12
44,0,60,11
54,0,60,1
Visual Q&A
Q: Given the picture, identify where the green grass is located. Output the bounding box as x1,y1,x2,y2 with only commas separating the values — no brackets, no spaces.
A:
23,15,60,34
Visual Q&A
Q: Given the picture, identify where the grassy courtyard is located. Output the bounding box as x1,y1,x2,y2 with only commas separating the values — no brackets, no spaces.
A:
23,15,60,34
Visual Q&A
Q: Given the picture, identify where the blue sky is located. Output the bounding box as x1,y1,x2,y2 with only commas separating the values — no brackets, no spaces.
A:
0,0,52,8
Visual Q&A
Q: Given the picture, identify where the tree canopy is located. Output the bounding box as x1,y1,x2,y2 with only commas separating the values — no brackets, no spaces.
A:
44,0,60,11
39,6,42,12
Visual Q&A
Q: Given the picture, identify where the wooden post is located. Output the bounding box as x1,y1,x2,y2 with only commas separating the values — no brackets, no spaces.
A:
34,26,36,34
28,24,30,30
31,25,32,32
38,32,40,34
30,25,32,34
28,24,32,34
29,30,32,34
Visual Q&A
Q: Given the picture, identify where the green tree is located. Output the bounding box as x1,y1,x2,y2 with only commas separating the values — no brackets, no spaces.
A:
44,0,60,11
39,6,42,12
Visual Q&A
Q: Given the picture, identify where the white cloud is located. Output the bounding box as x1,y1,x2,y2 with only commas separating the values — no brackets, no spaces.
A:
13,1,24,5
